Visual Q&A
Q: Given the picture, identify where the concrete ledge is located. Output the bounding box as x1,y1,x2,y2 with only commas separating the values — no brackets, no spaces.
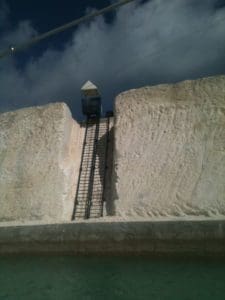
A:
0,219,225,256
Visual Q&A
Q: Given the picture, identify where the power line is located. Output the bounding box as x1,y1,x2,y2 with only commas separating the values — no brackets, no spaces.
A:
0,0,136,59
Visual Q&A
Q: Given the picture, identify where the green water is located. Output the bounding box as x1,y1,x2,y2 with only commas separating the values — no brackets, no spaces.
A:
0,256,225,300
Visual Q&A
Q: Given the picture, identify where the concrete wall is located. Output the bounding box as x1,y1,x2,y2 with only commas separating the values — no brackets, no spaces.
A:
0,219,224,255
0,103,83,222
113,76,225,218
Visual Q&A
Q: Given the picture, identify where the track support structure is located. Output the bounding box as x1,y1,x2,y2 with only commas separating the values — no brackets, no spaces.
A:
72,117,110,220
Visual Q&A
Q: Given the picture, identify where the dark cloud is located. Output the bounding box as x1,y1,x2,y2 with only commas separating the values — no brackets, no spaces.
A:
0,0,9,27
0,0,225,120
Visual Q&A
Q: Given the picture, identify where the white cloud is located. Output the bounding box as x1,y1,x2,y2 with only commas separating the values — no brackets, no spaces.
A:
0,0,225,119
1,20,37,48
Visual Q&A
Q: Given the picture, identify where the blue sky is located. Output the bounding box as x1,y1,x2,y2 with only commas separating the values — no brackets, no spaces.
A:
0,0,225,119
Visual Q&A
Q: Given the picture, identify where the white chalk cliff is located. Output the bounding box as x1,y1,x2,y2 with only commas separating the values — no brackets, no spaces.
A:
0,103,82,222
113,75,225,218
0,75,225,223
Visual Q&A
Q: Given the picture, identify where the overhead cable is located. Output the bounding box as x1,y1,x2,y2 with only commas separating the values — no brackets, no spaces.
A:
0,0,136,59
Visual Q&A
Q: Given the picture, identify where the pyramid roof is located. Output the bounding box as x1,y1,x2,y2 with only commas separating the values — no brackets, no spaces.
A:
81,80,98,91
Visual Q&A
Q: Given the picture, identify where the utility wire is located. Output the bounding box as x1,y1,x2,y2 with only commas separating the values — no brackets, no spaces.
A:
0,0,136,59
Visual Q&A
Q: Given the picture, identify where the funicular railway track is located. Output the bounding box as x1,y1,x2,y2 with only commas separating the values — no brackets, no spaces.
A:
72,117,110,220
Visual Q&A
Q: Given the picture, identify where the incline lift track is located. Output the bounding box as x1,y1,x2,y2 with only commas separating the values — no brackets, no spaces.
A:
72,117,110,220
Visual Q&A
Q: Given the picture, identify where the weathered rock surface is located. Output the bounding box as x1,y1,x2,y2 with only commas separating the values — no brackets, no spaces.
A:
113,75,225,218
0,103,82,222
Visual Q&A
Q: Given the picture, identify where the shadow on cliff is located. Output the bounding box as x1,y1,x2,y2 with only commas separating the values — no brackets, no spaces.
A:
96,124,118,216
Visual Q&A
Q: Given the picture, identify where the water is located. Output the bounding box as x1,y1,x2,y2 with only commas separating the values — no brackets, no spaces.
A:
0,256,225,300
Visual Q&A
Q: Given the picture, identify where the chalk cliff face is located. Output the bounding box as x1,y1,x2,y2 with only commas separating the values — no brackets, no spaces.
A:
113,75,225,218
0,103,82,222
